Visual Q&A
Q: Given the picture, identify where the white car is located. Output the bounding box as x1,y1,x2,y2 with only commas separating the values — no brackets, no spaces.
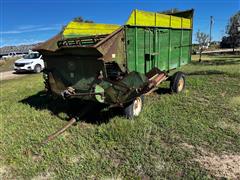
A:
14,51,44,73
2,52,23,59
2,52,18,60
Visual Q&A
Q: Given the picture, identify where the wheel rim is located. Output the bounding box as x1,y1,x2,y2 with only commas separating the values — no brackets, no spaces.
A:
177,77,184,92
133,97,142,116
36,66,41,72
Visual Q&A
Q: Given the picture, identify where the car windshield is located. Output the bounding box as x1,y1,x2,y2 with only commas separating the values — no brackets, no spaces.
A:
24,53,40,59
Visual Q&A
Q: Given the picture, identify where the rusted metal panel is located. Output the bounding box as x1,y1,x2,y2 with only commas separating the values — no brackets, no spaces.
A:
96,28,126,72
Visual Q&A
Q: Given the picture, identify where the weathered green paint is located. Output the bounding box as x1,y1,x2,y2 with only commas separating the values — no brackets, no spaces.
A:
135,27,138,71
168,29,172,70
125,26,192,73
36,9,193,105
46,55,106,93
95,85,105,103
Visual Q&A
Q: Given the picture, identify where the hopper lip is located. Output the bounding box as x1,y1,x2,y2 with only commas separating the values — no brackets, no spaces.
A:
35,27,123,55
94,27,123,48
164,8,194,15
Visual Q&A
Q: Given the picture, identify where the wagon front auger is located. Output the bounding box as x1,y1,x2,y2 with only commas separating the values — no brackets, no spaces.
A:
35,9,193,119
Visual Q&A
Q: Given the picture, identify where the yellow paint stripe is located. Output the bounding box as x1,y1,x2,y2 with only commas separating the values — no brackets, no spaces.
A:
63,22,120,38
126,9,192,29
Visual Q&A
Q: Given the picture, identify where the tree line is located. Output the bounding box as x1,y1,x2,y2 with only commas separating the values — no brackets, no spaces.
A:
220,11,240,50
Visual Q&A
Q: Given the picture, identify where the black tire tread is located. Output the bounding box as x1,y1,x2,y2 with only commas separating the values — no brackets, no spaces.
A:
170,72,185,93
34,64,42,73
123,95,144,119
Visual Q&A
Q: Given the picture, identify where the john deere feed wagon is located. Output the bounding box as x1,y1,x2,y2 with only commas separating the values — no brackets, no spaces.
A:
35,9,194,118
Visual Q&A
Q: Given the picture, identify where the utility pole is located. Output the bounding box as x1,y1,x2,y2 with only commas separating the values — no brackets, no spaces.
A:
209,16,214,44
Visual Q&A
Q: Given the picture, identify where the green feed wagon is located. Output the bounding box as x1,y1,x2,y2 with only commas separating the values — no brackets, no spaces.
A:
35,9,194,118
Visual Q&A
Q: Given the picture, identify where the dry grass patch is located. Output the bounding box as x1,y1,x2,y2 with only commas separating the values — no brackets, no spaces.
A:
195,152,240,179
230,96,240,106
0,166,13,179
32,171,55,180
181,142,240,179
216,120,240,135
0,57,20,72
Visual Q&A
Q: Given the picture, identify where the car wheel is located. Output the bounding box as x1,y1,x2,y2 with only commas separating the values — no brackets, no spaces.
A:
124,95,144,119
34,64,42,73
170,71,185,93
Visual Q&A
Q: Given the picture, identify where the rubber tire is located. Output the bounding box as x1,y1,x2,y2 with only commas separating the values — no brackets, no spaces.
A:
34,64,42,73
124,95,144,119
170,72,185,93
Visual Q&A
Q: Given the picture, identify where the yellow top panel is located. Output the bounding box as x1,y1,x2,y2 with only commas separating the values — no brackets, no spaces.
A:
63,22,120,38
156,14,170,27
182,18,191,29
126,9,192,29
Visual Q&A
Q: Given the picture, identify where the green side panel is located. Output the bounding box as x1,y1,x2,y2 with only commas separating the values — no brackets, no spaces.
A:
158,29,169,71
126,26,192,73
181,30,191,65
126,27,156,73
144,29,155,73
126,27,136,72
170,29,181,69
137,28,146,73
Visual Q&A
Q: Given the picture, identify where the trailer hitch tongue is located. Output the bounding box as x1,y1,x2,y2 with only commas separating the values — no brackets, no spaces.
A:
42,117,77,144
41,103,94,145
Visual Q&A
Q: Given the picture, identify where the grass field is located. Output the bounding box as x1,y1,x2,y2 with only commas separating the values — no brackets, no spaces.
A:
0,57,21,72
0,54,240,179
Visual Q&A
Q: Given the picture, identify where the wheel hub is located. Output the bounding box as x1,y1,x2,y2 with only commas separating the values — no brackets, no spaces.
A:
133,97,142,116
177,78,184,92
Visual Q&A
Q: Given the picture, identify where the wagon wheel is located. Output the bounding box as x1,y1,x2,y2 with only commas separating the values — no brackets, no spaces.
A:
34,64,42,73
170,72,186,93
124,95,144,119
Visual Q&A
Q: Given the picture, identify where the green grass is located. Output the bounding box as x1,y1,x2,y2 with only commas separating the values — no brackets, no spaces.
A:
0,55,240,179
0,57,20,72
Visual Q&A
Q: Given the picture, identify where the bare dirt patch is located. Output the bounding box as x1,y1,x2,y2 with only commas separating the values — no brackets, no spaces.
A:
230,96,240,106
32,171,55,180
181,142,240,179
181,142,195,150
0,166,12,179
69,154,85,164
0,71,27,81
216,120,240,135
195,152,240,179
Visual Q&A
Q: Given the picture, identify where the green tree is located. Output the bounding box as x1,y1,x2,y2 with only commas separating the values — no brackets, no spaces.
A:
73,16,94,23
226,11,240,52
159,8,179,14
61,17,94,32
196,30,210,62
84,20,94,23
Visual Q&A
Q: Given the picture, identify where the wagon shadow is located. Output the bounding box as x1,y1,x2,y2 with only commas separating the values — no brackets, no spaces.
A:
13,71,38,75
191,58,240,66
186,70,225,76
20,91,120,124
155,87,171,95
210,54,240,57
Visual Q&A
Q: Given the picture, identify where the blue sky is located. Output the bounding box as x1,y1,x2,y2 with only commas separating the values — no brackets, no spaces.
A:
0,0,239,47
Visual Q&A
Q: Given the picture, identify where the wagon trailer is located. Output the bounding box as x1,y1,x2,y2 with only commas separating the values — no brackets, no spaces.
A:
35,9,194,119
